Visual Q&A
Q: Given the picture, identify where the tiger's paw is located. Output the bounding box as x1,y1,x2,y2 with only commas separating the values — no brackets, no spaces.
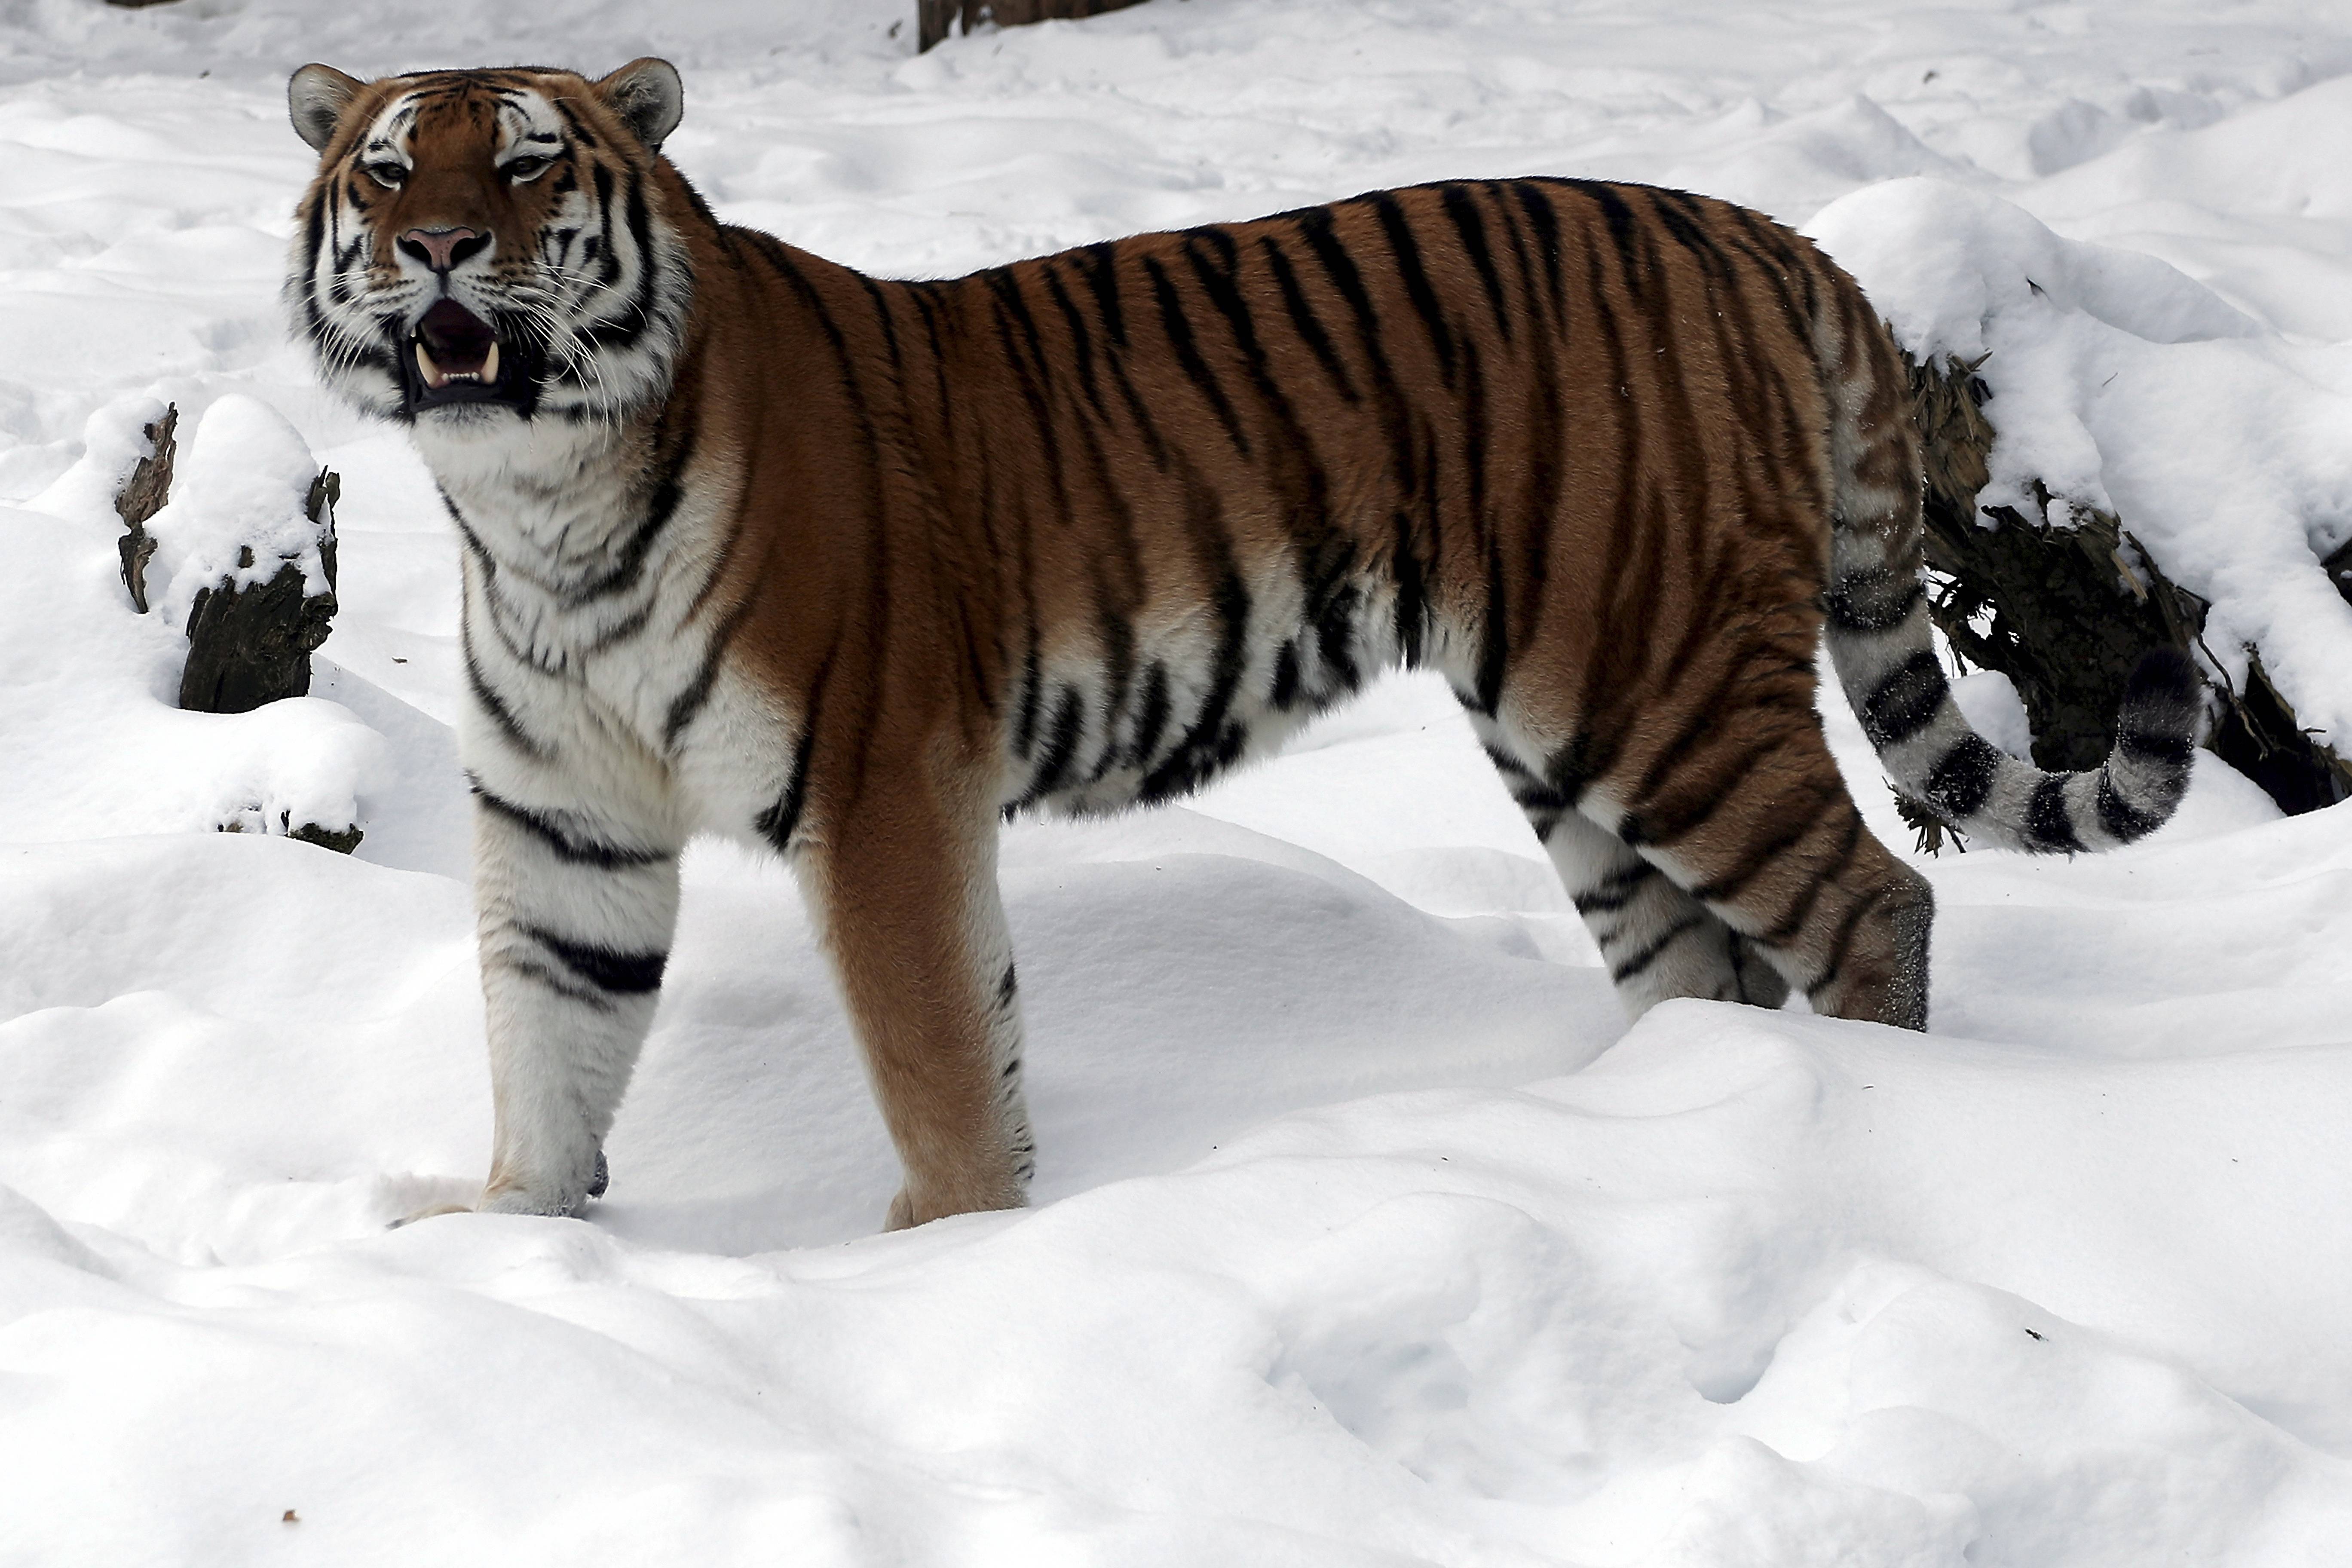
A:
882,1169,1028,1231
470,1150,609,1221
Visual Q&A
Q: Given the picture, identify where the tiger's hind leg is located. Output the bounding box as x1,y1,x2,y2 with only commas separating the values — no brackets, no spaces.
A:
1484,742,1787,1018
1546,810,1791,1017
1611,719,1935,1031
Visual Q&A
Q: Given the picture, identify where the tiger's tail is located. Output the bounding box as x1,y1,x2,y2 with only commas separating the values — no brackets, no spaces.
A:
1810,273,2200,853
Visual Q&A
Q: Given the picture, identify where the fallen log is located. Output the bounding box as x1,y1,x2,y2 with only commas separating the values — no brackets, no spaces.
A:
919,0,1150,52
1908,351,2352,819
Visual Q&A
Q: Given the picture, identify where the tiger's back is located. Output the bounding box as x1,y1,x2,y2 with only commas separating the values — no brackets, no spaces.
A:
286,61,2198,1230
873,182,1846,824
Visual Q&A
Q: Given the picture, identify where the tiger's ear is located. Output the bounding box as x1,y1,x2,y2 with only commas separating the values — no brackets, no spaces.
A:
594,58,684,153
288,64,364,153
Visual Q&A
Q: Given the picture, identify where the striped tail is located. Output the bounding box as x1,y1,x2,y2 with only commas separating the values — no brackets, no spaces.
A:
1811,276,2200,853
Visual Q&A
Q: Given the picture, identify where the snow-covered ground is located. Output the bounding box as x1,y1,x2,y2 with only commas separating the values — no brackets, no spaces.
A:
4,1,2352,1562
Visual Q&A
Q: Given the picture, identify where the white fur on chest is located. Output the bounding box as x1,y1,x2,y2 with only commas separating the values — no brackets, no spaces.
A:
424,412,792,842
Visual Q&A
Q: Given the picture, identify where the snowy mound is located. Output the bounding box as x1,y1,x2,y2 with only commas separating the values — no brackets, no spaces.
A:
1809,177,2352,756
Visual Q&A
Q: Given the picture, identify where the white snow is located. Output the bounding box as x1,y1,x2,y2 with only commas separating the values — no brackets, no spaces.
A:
2,2,2349,1563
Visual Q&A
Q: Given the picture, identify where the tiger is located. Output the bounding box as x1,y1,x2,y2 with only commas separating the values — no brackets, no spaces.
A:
284,58,2199,1230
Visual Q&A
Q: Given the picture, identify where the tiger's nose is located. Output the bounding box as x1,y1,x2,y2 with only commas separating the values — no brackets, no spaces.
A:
398,227,491,273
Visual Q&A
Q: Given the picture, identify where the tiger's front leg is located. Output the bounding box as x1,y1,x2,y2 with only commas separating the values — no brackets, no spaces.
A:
468,782,684,1218
795,780,1034,1230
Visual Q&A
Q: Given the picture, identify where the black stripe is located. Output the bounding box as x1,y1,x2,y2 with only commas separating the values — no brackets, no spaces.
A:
662,592,756,749
1509,182,1567,317
1313,581,1363,696
1482,743,1534,779
997,963,1019,1011
1574,181,1648,304
1544,730,1608,813
1369,191,1457,386
1438,184,1512,342
2119,728,2193,769
2027,775,2082,851
1642,186,1743,288
1040,261,1114,426
1621,634,1778,817
501,956,608,1011
742,233,887,493
1295,206,1418,496
1137,572,1254,804
1611,913,1705,985
1685,777,1846,905
1271,641,1302,711
1184,230,1332,534
1058,251,1174,473
984,268,1084,567
461,637,547,760
1017,686,1087,808
1076,243,1128,345
1859,649,1950,748
1824,571,1925,635
1472,537,1509,715
1802,881,1889,1001
1924,735,2002,821
1012,645,1043,760
1574,859,1656,916
1391,510,1427,668
565,409,698,605
472,782,664,870
1129,661,1173,768
1259,234,1359,402
527,926,667,995
1746,805,1859,950
1144,254,1250,456
1085,607,1139,781
756,657,831,855
2095,769,2163,841
1507,778,1572,818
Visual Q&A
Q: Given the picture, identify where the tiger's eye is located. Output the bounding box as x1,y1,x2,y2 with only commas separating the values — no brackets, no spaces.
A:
503,156,553,182
363,161,406,189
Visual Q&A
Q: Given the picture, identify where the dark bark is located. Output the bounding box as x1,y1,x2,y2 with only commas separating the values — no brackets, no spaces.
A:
116,405,175,614
920,0,1151,52
177,468,341,717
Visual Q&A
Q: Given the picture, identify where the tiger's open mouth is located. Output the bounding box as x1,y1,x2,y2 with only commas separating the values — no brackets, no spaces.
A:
404,298,536,415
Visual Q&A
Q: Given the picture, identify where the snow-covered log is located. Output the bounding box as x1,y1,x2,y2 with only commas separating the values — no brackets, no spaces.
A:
132,396,341,719
1907,351,2350,814
1812,180,2352,818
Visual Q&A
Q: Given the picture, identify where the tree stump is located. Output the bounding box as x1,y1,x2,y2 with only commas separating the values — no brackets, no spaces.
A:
177,468,340,716
1908,351,2352,817
919,0,1151,52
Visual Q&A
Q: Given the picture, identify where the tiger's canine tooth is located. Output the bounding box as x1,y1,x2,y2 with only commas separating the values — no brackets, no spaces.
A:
415,341,445,388
482,340,500,384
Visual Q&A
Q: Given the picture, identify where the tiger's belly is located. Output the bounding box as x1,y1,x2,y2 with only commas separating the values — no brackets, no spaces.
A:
998,564,1449,819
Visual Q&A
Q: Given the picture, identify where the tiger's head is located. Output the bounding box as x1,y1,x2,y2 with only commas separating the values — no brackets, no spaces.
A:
284,60,694,430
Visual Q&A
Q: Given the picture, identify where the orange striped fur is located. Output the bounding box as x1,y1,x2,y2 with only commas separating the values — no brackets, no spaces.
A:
288,61,2196,1228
